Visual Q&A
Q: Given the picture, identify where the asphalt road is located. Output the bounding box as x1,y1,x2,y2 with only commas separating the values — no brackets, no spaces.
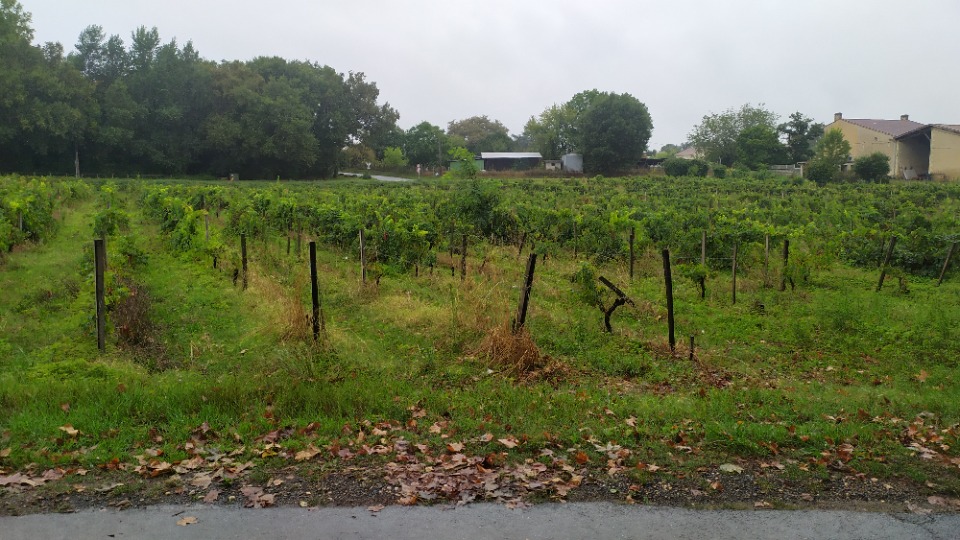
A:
3,503,958,540
340,172,411,182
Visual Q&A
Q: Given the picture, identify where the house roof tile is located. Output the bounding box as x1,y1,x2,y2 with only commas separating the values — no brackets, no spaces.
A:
934,124,960,135
844,118,927,138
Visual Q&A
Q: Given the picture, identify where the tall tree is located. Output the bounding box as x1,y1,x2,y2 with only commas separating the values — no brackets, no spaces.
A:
523,104,574,159
447,116,511,154
403,121,448,167
778,111,824,163
688,103,778,165
578,92,652,174
806,128,851,185
0,1,96,173
735,125,787,170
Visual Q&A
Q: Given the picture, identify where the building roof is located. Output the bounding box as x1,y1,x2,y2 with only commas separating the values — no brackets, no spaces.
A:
891,123,960,140
935,124,960,135
843,118,926,138
480,152,542,159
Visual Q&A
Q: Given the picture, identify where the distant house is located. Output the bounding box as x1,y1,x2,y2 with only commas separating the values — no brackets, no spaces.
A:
480,152,542,171
675,146,701,160
825,113,960,179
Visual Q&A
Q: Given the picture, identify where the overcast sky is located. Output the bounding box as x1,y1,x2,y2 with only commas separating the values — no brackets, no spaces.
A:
20,0,960,150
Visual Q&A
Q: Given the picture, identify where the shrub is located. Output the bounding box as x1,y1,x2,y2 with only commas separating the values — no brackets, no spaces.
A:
806,159,837,186
663,157,691,177
712,165,727,179
688,159,710,177
571,262,602,307
381,147,409,169
853,152,890,183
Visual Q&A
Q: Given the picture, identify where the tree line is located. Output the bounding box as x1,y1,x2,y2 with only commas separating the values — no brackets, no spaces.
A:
0,1,398,179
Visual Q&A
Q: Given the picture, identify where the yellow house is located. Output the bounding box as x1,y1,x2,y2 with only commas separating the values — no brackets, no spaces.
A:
824,113,960,179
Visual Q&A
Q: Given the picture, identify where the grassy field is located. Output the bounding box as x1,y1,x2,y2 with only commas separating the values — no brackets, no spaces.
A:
1,175,959,512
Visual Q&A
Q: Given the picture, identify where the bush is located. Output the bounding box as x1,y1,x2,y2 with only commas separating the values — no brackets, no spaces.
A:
806,159,837,186
853,152,890,183
688,159,710,177
381,147,409,169
712,165,727,179
663,157,692,177
571,262,602,307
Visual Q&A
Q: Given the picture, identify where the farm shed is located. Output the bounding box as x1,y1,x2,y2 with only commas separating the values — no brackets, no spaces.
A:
544,160,562,171
825,113,960,179
480,152,542,171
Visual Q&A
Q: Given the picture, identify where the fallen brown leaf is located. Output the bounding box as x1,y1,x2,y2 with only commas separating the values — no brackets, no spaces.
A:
203,489,220,503
498,438,518,449
176,516,198,526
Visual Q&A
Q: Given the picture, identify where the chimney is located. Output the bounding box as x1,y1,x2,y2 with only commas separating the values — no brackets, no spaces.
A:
834,112,843,122
900,114,909,121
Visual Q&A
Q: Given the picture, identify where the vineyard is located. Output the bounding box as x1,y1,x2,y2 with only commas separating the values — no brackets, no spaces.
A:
1,173,960,512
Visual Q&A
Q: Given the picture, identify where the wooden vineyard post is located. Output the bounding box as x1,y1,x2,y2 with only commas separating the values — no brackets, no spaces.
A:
779,239,790,292
95,239,106,352
518,232,527,258
764,234,770,287
629,227,635,280
287,236,291,256
731,242,738,305
700,230,707,299
513,253,537,333
204,214,210,242
309,242,324,340
598,276,635,333
359,229,367,283
877,235,897,292
938,242,957,286
460,234,467,281
240,234,248,290
701,230,707,265
662,249,676,351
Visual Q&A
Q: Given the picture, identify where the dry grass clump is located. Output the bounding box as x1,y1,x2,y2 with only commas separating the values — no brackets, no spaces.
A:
250,271,311,342
475,323,545,376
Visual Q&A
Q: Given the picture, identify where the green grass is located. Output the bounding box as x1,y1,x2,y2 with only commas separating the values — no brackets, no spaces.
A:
1,178,959,501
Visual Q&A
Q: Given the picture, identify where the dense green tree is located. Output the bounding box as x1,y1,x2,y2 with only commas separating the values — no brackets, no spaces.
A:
806,129,851,185
346,71,400,158
523,104,575,159
578,92,652,174
447,116,511,154
778,112,824,163
735,125,787,170
688,103,778,165
380,146,408,168
814,129,851,171
403,122,448,167
523,90,607,159
0,2,398,178
0,0,96,173
853,152,890,182
663,157,692,177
